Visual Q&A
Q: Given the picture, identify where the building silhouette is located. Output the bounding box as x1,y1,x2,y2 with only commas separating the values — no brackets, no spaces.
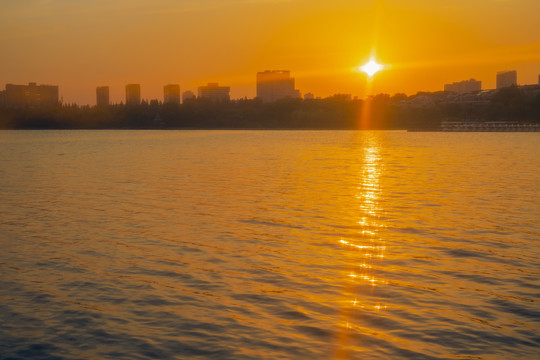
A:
182,90,196,103
256,70,301,103
164,84,180,104
444,79,481,94
198,83,230,102
496,71,517,89
96,86,109,106
125,84,141,105
2,82,58,108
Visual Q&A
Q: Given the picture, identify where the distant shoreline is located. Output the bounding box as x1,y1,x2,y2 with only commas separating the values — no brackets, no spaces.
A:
1,86,539,130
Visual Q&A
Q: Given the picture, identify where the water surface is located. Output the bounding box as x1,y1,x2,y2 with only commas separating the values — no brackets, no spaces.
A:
0,130,539,359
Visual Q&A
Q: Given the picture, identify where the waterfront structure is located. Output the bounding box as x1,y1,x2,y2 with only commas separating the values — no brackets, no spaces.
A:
198,83,230,102
3,82,59,107
164,84,180,104
182,90,196,102
96,86,109,106
256,70,300,103
496,70,517,89
441,121,540,132
125,84,141,105
444,79,481,94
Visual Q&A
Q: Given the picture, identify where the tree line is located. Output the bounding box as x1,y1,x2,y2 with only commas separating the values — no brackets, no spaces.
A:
1,86,538,130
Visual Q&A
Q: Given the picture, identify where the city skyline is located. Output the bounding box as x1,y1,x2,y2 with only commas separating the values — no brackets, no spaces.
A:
1,0,539,105
2,66,538,108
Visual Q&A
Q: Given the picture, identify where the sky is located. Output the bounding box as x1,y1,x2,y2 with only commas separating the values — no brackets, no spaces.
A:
1,0,539,105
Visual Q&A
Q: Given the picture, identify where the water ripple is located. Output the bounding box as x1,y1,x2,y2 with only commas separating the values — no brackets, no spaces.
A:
0,130,539,359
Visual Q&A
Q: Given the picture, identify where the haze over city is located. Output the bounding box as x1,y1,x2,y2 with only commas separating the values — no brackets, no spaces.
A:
1,0,540,105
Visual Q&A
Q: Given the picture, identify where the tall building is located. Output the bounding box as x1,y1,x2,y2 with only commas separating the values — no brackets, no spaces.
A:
538,74,540,86
96,86,109,106
3,82,59,108
125,84,141,105
496,70,517,89
256,70,300,103
182,90,196,103
198,83,230,102
164,84,180,104
444,79,482,94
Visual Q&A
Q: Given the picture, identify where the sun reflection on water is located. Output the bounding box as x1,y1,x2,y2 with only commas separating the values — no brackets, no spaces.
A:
333,138,388,358
340,140,387,316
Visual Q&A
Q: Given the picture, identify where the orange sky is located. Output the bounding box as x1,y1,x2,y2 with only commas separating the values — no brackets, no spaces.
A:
1,0,539,105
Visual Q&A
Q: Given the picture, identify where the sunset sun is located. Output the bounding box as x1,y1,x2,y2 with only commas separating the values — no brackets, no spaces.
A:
360,59,383,77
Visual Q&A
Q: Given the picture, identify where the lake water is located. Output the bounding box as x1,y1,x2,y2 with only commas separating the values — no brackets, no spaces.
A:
0,130,539,359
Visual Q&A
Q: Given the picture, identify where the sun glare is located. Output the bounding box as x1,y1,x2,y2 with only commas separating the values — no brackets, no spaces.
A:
360,60,383,77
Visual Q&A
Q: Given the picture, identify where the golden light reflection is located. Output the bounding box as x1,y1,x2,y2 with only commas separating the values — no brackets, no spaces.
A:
336,137,387,355
341,144,386,288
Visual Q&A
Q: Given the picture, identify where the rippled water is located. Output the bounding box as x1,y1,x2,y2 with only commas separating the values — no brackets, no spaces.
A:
0,130,539,359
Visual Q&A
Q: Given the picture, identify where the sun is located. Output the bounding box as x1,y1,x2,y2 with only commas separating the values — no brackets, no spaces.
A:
360,59,383,77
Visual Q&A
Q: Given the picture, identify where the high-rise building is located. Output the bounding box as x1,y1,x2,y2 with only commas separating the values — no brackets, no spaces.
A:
182,90,196,103
3,82,59,108
256,70,300,103
444,79,482,94
198,83,230,102
538,74,540,86
96,86,109,106
125,84,141,105
496,70,517,89
164,84,180,104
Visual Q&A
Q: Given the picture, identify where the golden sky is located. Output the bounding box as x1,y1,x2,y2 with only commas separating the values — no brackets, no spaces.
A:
1,0,539,105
